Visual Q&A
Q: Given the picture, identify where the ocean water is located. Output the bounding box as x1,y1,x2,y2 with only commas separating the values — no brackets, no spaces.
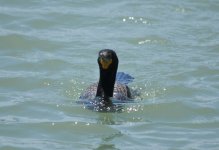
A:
0,0,219,149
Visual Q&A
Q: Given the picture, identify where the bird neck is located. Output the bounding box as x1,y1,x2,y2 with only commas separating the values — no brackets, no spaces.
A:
96,67,117,100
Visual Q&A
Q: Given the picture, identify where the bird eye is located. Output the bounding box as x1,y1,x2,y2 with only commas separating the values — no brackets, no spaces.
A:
106,54,111,59
105,52,112,59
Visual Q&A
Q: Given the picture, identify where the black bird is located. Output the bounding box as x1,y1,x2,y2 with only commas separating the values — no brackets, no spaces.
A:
79,49,134,111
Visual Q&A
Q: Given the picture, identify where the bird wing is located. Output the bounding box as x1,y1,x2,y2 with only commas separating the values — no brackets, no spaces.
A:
116,72,134,85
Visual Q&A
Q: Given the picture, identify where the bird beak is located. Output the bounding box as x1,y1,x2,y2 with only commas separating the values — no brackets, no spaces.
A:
99,56,112,69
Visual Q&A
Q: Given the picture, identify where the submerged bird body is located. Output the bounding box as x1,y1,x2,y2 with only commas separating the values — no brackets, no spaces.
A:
79,49,134,111
80,77,133,101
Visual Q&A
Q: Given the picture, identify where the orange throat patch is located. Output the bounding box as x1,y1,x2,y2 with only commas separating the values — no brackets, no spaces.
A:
100,58,112,69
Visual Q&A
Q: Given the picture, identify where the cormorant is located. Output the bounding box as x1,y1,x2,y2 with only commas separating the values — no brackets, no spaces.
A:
79,49,134,112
